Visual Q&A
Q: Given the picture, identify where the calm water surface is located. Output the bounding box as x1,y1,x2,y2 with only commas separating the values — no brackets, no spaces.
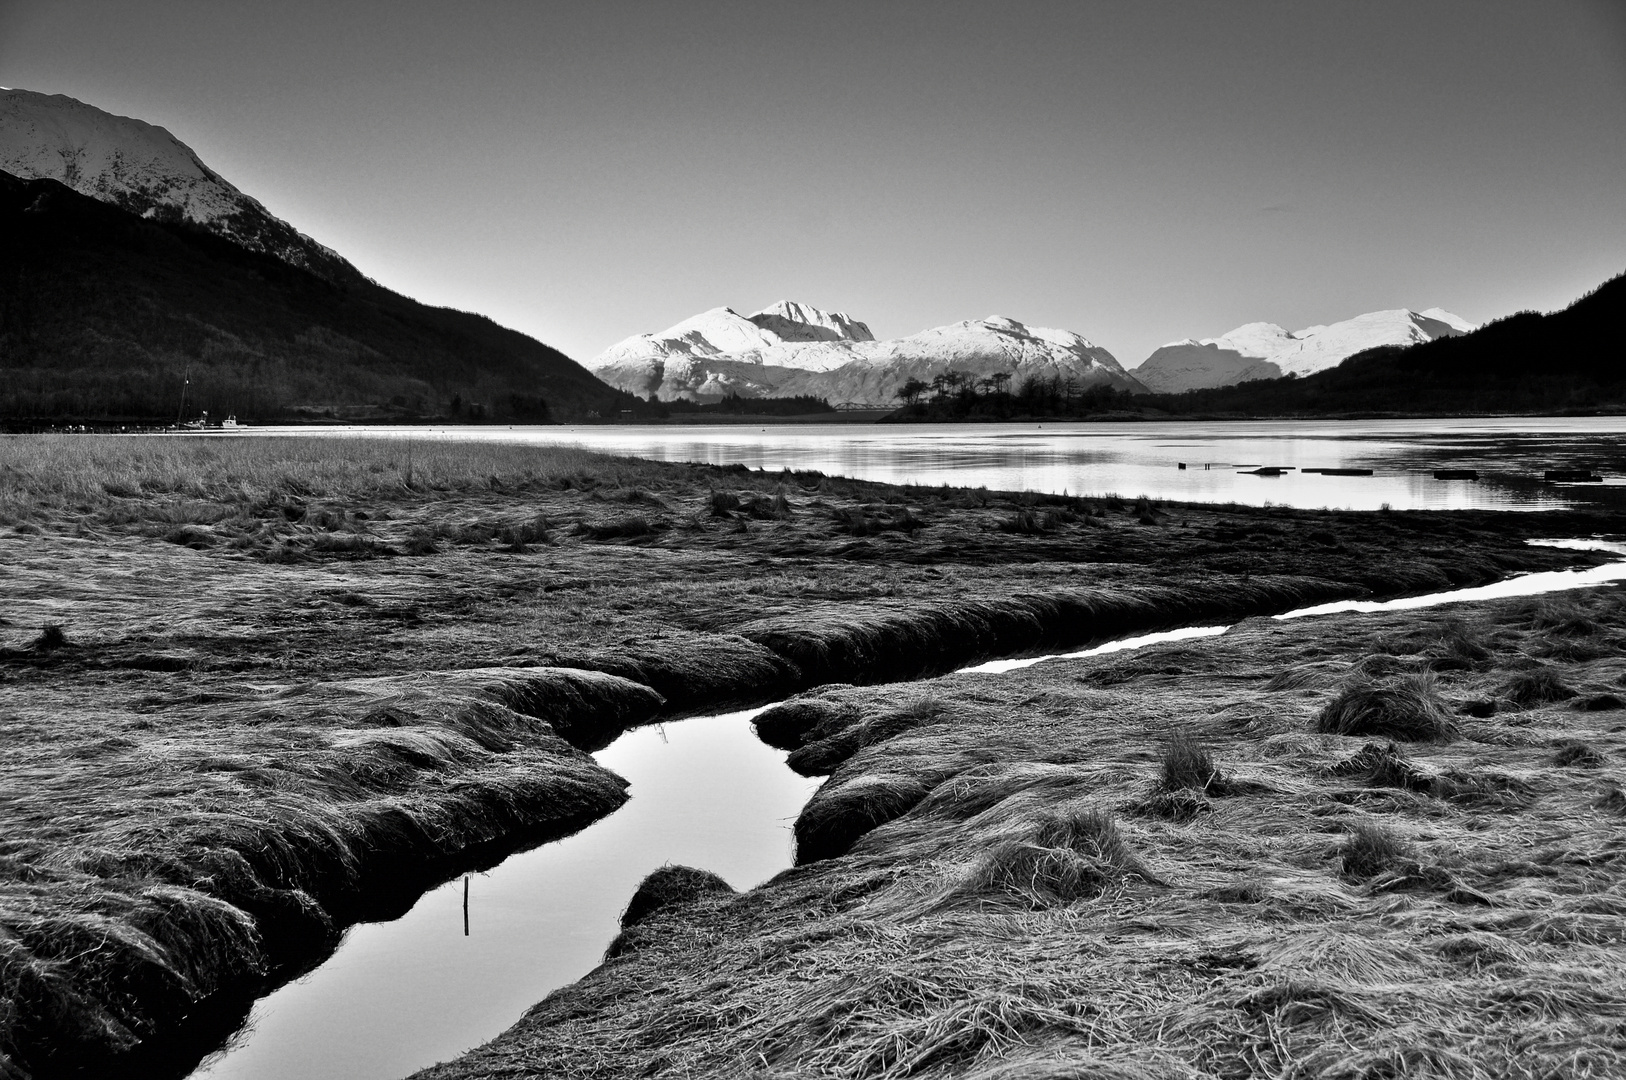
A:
249,417,1626,511
193,709,816,1080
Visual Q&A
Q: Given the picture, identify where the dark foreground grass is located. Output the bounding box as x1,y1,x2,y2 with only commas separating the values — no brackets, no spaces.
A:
0,667,660,1077
417,587,1626,1079
2,435,1622,1077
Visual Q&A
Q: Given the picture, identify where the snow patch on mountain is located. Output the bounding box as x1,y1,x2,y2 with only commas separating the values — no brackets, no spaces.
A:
749,301,874,343
1134,308,1476,393
0,88,359,282
592,305,1146,405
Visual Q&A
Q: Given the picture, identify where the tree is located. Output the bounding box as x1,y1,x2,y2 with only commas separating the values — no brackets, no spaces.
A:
895,378,929,406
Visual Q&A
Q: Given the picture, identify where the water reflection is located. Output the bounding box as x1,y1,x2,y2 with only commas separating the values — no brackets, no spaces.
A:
250,417,1626,512
192,709,817,1080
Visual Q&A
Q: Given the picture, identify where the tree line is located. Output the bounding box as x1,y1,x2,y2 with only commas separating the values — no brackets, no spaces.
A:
890,372,1137,420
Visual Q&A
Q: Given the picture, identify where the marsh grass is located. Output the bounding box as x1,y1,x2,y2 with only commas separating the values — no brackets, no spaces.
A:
3,434,1617,1076
1158,729,1222,791
414,594,1626,1080
1337,821,1411,879
0,667,661,1075
1316,673,1458,742
1501,666,1576,708
935,808,1159,910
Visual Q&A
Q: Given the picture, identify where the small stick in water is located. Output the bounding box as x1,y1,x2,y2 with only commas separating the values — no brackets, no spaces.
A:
463,875,469,937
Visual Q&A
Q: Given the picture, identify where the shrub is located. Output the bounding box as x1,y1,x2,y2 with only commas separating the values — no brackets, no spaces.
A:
1315,675,1458,742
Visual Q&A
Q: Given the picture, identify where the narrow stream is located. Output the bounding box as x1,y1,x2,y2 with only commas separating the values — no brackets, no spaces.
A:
192,539,1626,1080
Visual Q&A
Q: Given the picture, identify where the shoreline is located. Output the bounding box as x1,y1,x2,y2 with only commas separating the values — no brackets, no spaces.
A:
1,435,1622,1077
421,583,1626,1079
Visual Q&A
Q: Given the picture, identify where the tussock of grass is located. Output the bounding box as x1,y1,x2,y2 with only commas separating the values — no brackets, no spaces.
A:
1323,741,1436,792
1428,619,1493,670
606,865,737,959
753,694,862,751
1552,739,1607,767
1337,821,1411,880
1501,666,1576,708
1315,674,1458,742
795,768,941,864
574,515,662,541
31,624,67,652
932,807,1160,911
1158,730,1221,791
1519,596,1605,637
618,865,736,930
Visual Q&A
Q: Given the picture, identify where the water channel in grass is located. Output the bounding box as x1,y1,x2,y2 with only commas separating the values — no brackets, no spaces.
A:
247,416,1626,512
191,540,1626,1080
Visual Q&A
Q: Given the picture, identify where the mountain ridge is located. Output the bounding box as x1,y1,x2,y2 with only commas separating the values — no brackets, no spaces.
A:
0,170,624,422
1142,273,1624,415
592,304,1146,405
1134,307,1476,393
0,88,363,285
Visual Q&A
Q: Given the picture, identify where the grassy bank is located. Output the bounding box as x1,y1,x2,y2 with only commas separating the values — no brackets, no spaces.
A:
419,588,1626,1079
1,434,1620,1076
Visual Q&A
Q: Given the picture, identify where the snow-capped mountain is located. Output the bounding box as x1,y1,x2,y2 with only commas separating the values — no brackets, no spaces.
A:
1133,308,1476,393
592,304,1146,404
0,88,360,282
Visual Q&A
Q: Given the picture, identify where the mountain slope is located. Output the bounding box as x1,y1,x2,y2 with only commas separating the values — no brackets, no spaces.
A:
1147,273,1626,415
0,88,362,285
1134,308,1475,393
593,306,1146,405
0,171,623,422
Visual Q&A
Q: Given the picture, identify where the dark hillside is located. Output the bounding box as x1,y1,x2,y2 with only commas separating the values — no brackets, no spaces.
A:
0,171,628,423
1147,272,1626,415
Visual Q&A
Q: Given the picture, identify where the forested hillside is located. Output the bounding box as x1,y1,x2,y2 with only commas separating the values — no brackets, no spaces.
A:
0,172,628,423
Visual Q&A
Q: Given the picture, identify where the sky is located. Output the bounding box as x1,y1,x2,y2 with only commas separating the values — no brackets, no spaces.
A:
2,0,1624,367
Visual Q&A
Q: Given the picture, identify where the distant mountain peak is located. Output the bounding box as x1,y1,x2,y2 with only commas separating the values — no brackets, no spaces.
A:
1134,307,1477,393
592,303,1144,404
748,301,875,343
0,87,361,283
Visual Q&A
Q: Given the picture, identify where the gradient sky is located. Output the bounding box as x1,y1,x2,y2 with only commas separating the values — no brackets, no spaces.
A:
3,0,1623,367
